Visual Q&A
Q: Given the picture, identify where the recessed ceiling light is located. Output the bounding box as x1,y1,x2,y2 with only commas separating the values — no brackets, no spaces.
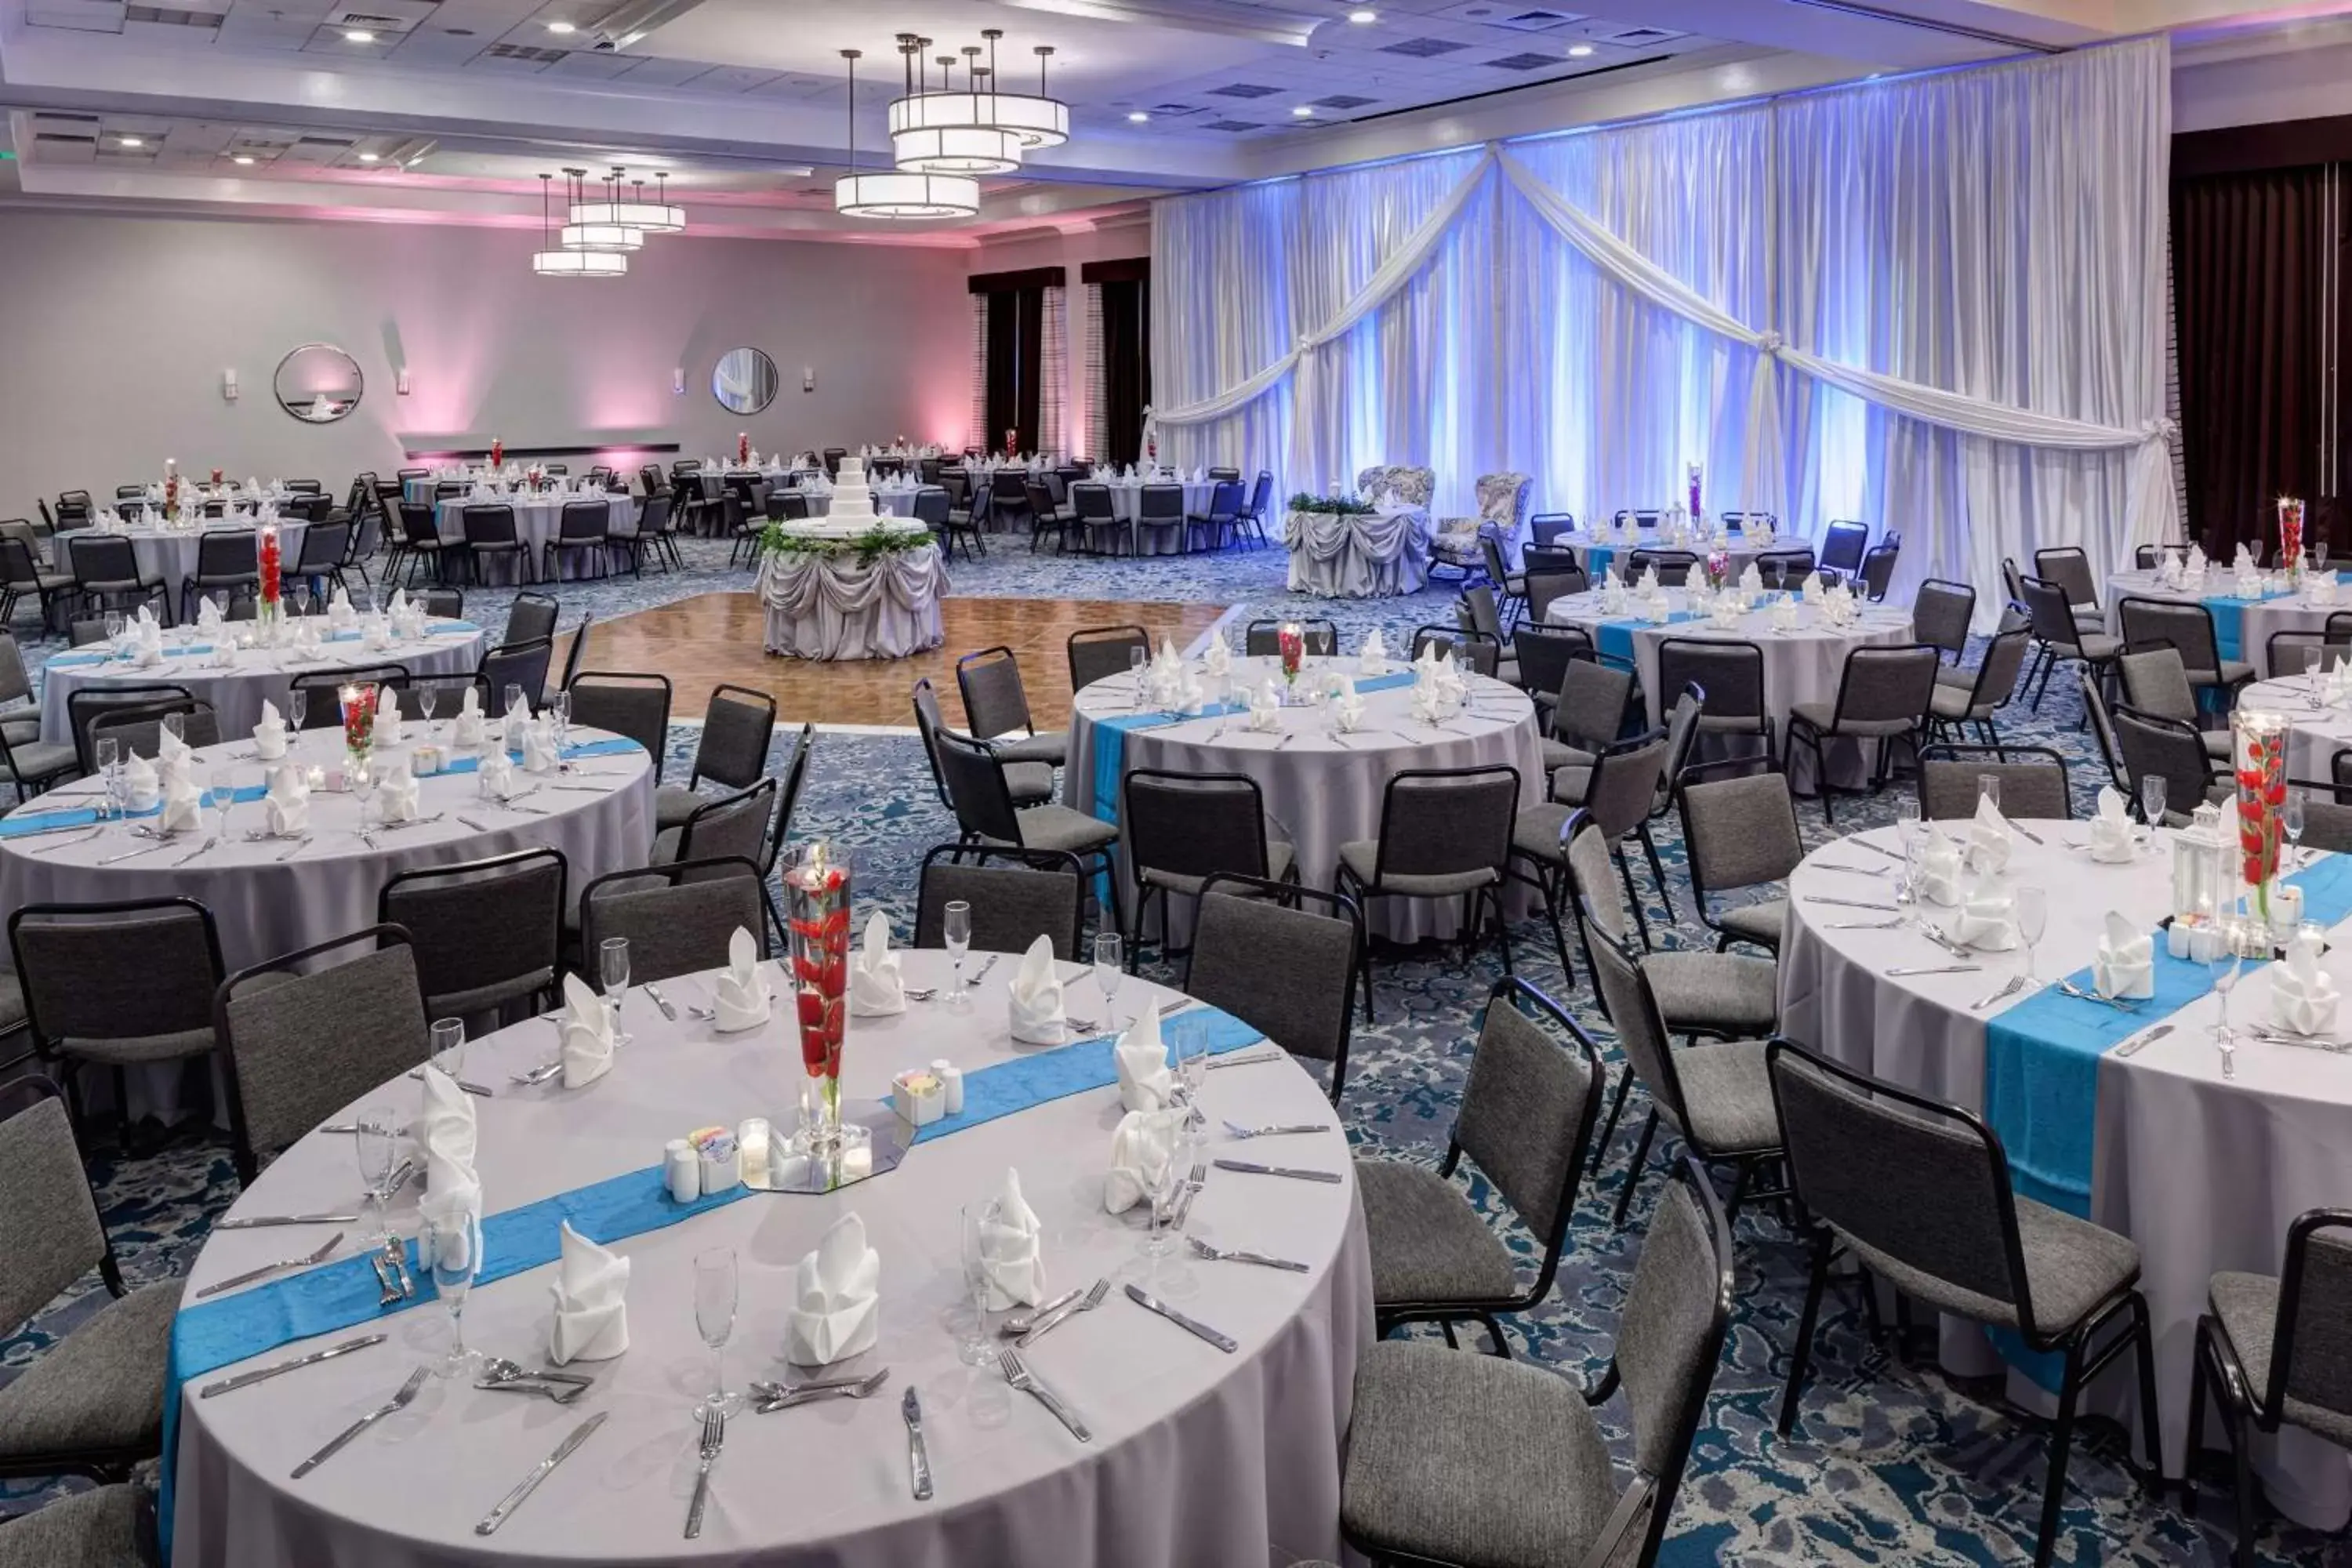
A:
343,27,374,42
1348,9,1376,21
1566,42,1593,56
545,20,575,33
358,151,380,162
1127,111,1149,122
118,136,144,147
232,154,256,165
1291,104,1313,116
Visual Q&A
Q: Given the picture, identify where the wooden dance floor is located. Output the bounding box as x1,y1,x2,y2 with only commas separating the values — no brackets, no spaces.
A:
577,593,1232,729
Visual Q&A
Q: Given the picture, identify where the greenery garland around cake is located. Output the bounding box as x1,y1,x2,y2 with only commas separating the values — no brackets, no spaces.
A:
757,521,936,569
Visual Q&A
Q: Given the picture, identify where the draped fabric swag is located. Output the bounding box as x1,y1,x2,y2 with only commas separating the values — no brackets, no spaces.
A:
1147,38,2176,618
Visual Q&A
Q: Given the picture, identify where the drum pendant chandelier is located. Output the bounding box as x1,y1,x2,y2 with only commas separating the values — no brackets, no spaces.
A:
835,47,980,220
554,168,643,253
569,165,686,235
533,172,626,278
888,29,1069,154
887,34,1023,175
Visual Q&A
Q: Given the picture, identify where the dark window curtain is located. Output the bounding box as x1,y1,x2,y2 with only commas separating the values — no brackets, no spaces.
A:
2174,164,2345,557
984,292,1022,456
1014,286,1044,454
972,266,1065,457
1101,278,1152,466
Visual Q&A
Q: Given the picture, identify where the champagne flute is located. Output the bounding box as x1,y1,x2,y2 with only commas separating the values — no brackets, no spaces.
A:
288,688,307,757
424,1207,482,1378
94,737,119,821
2306,645,2326,684
2013,884,2048,992
2140,772,2168,833
2204,917,2244,1070
350,753,376,833
352,1105,395,1243
1894,798,1922,912
942,901,972,1004
600,937,633,1046
1976,773,2000,815
418,683,438,741
2285,786,2307,870
1142,1145,1183,1259
1093,931,1123,1033
1127,644,1148,706
957,1202,998,1366
694,1246,741,1416
429,1017,464,1080
550,690,572,754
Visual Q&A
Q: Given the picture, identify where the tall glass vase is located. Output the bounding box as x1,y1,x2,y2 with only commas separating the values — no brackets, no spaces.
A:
256,522,283,642
786,843,853,1156
2233,709,2288,932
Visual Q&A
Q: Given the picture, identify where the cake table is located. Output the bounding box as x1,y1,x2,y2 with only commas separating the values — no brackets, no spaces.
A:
756,457,948,661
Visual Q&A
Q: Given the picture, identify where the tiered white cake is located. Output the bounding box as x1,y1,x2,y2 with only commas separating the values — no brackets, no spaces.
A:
828,456,878,523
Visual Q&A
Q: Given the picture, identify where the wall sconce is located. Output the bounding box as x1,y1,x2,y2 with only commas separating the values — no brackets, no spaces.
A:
803,365,815,393
673,367,686,395
396,368,412,396
222,368,239,403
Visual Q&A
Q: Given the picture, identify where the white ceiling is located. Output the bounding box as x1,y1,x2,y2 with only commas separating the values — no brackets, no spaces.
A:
0,0,2342,240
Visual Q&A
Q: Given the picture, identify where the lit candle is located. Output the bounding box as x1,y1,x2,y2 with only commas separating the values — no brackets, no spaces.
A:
737,1117,772,1181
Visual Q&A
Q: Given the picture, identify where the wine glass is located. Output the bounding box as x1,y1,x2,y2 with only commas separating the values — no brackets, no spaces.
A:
942,901,972,1004
2204,917,2244,1064
350,753,377,833
1893,798,1922,912
1976,773,2000,815
694,1246,741,1416
1093,931,1123,1032
2320,541,2333,572
1127,644,1148,705
2285,787,2307,870
957,1202,999,1367
352,1105,396,1243
504,682,528,732
599,937,633,1046
103,610,123,652
423,1207,482,1378
2140,773,2168,833
429,1017,464,1081
1142,1144,1184,1259
550,691,572,754
2306,645,2326,684
418,684,438,740
94,737,119,821
287,688,307,754
2013,884,2048,992
212,765,239,843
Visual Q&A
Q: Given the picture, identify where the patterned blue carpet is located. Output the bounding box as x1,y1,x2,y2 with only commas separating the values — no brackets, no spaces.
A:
3,535,2339,1565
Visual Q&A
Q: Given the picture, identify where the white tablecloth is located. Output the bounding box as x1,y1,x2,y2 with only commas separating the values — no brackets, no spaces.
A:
1543,589,1915,794
56,523,311,595
2102,570,2349,677
1778,826,2352,1526
758,542,947,661
1067,655,1544,943
1093,479,1216,556
1285,509,1432,598
38,621,490,747
433,497,641,583
2241,677,2352,780
0,723,653,977
172,948,1373,1568
1550,532,1764,582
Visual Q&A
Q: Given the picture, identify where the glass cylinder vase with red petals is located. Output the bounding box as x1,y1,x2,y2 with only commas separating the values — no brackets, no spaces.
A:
786,842,854,1156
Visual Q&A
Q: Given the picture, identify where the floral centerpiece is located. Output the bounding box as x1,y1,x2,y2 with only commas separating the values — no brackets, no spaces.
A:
256,523,283,637
1703,548,1731,591
162,459,180,517
1276,622,1305,691
2280,496,2307,585
738,432,751,466
339,682,379,771
1686,460,1704,521
209,466,223,488
488,437,504,472
786,842,853,1155
1002,426,1020,461
2233,709,2288,927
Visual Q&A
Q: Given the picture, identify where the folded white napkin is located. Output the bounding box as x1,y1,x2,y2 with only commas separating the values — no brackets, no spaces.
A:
2092,911,2156,1000
1950,888,2020,952
478,750,517,798
155,726,191,785
2087,786,2135,863
372,687,405,749
388,588,411,627
252,699,289,761
2237,571,2263,600
2272,927,2341,1036
850,909,906,1017
1739,562,1764,595
1635,565,1662,597
1203,639,1232,681
328,590,354,627
363,615,394,652
122,753,160,812
2312,574,2340,607
195,597,223,634
1357,627,1387,674
1769,597,1799,632
558,971,615,1088
263,763,309,836
1708,597,1742,630
521,720,559,775
1801,571,1826,601
2156,554,2182,587
786,1211,881,1367
454,686,487,748
2187,543,2209,575
1917,825,1967,907
416,1062,482,1229
1966,793,2012,875
1104,1109,1184,1215
2234,545,2256,574
546,1221,630,1365
1007,933,1066,1044
1247,678,1282,733
2328,655,2352,709
977,1168,1048,1310
1330,677,1367,734
711,925,772,1033
1115,1002,1175,1112
1150,636,1182,679
375,756,419,823
158,772,203,834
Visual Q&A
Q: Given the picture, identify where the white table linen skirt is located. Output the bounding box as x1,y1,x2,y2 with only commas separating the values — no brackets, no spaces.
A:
758,543,947,661
1285,509,1432,598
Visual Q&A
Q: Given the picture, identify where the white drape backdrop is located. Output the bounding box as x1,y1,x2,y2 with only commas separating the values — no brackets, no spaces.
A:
1148,38,2176,619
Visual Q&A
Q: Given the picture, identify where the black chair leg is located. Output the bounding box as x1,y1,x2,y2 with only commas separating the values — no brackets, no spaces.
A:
1777,1227,1835,1434
2032,1338,2087,1568
2183,1328,2211,1519
1637,822,1674,922
1611,1109,1657,1229
1590,1067,1633,1174
1612,844,1653,950
2128,1293,2165,1496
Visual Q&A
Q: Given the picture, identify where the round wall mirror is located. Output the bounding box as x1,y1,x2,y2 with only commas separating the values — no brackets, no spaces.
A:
274,344,365,423
713,347,780,415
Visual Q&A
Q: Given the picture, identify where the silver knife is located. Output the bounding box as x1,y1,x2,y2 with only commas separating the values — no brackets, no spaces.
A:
2009,822,2046,846
1213,1158,1342,1184
1802,895,1902,912
216,1213,359,1229
902,1386,934,1502
643,983,679,1022
198,1333,384,1398
1123,1283,1238,1352
195,1231,345,1298
477,1412,608,1535
1846,837,1905,862
2114,1022,2174,1058
1885,964,1981,978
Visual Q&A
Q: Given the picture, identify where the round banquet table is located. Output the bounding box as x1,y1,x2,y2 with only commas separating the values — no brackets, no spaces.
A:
1543,587,1915,796
38,619,491,748
433,495,641,583
2100,569,2352,679
2242,674,2352,779
1548,530,1762,583
51,521,310,593
0,722,653,979
1778,824,2352,1526
170,947,1373,1568
1098,477,1215,555
1066,654,1545,944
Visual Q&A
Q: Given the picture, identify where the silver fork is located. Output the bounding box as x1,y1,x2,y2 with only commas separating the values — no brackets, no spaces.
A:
291,1367,428,1478
1972,975,2027,1011
1017,1276,1110,1348
684,1407,724,1540
172,831,218,866
1174,1159,1207,1226
999,1348,1090,1442
2056,979,2141,1011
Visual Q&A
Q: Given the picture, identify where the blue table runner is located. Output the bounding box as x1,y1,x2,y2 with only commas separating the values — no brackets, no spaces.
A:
1596,610,1704,666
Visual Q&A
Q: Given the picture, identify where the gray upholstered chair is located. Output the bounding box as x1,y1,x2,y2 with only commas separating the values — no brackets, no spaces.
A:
1767,1040,2161,1568
0,1481,151,1566
1914,578,1977,672
1340,1155,1733,1568
1410,625,1500,678
85,700,222,760
657,778,776,873
760,724,815,878
1544,655,1630,777
2033,544,2106,628
2189,1208,2352,1567
2118,595,2252,705
2020,575,2122,711
1918,744,2071,822
64,683,195,772
1660,637,1772,757
913,677,1050,808
1243,619,1338,657
1514,731,1672,961
655,684,776,831
417,586,463,619
1677,756,1802,956
1927,619,2033,746
1523,567,1588,625
914,845,1085,962
932,730,1120,937
1510,625,1588,728
1185,875,1363,1106
1065,625,1149,693
378,849,566,1025
1120,771,1295,958
1584,922,1783,1230
475,637,553,719
503,591,560,648
564,671,671,780
1334,765,1520,1019
1455,586,1519,684
1356,976,1604,1351
0,1077,180,1490
2117,645,2230,760
216,926,430,1182
956,646,1066,767
1782,644,1940,822
10,897,223,1152
579,858,782,986
2078,665,2129,793
0,631,45,746
2112,705,2227,826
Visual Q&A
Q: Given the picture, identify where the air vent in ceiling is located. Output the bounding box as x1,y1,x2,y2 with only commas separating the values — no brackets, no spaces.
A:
1204,119,1260,132
34,131,96,145
1485,50,1559,69
335,11,408,27
1149,103,1206,117
125,6,226,24
1206,82,1279,98
485,42,565,60
1382,36,1468,56
1594,25,1679,44
32,111,100,127
1493,8,1579,29
1312,93,1377,110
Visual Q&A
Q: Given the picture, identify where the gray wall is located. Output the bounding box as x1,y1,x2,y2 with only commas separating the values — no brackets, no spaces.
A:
0,209,975,503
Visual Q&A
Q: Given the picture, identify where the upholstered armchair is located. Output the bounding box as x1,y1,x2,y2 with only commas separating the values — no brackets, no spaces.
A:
1432,470,1532,579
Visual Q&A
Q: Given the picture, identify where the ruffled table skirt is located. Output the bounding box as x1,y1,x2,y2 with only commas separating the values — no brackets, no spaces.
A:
1285,507,1431,597
758,543,947,661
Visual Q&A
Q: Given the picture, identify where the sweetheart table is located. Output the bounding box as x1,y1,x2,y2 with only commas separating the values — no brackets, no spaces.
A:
1284,506,1431,597
169,949,1372,1567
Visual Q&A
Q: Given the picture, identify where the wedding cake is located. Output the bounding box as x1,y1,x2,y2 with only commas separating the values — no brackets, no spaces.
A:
829,456,878,523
